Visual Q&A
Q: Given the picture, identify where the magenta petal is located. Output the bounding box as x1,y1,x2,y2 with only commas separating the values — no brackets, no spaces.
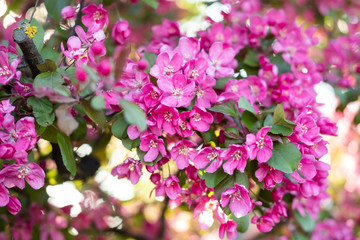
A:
229,197,248,218
0,184,9,207
144,148,158,162
257,148,272,163
26,163,45,190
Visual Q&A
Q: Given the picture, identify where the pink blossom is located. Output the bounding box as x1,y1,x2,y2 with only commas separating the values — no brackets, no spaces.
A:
183,58,207,82
309,137,328,159
111,157,143,184
164,175,181,199
206,42,236,78
300,180,320,198
170,140,197,169
150,52,183,77
61,6,76,19
317,117,338,136
220,183,253,218
189,106,213,132
194,75,217,108
193,147,223,173
194,195,223,230
40,212,66,240
293,113,320,146
221,144,249,175
0,162,45,190
141,83,162,108
0,99,15,114
13,81,33,97
139,134,166,162
176,111,194,137
290,155,317,183
0,184,9,207
0,51,21,85
153,105,179,135
81,4,108,30
112,20,131,45
246,126,273,163
178,37,199,61
7,196,21,215
219,220,237,240
255,163,283,190
251,215,275,232
61,36,84,60
157,74,195,107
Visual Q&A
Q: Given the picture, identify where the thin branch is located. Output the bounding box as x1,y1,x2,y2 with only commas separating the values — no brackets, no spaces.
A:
70,0,85,36
29,0,39,24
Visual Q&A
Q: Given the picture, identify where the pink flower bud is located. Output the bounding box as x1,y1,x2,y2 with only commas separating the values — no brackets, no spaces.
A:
97,59,111,76
61,6,76,19
76,68,87,82
111,20,131,45
7,196,21,215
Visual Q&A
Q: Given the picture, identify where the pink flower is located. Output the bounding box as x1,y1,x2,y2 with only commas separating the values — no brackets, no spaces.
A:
61,36,84,60
251,215,275,232
194,195,223,230
317,117,337,136
0,162,45,190
112,20,131,45
221,144,249,175
194,75,217,108
183,58,207,82
189,106,213,132
0,51,21,85
150,52,183,77
300,180,320,198
170,140,197,169
206,42,236,78
176,111,194,138
81,4,108,30
246,126,273,163
153,105,179,135
178,37,199,61
164,175,181,199
141,83,162,108
220,183,253,218
255,163,283,190
290,155,317,183
111,157,143,184
7,196,21,215
0,184,9,207
158,74,195,107
219,220,237,240
194,147,223,173
61,6,76,19
0,99,15,114
139,134,166,162
294,113,320,146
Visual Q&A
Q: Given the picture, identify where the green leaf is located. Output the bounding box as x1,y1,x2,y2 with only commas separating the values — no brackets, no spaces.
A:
209,100,238,117
214,171,249,201
231,214,250,233
45,0,70,20
294,210,316,232
268,54,291,74
267,142,301,173
122,138,140,151
241,110,260,132
37,59,57,72
119,99,147,132
112,114,129,139
238,96,257,116
143,0,159,9
33,72,64,90
143,52,157,73
198,168,227,188
19,19,45,51
272,104,296,128
71,117,87,141
81,100,107,129
82,64,99,82
27,97,55,126
243,50,259,67
263,114,273,126
269,125,292,136
40,125,58,143
214,77,232,89
57,132,76,176
40,47,60,63
91,95,105,110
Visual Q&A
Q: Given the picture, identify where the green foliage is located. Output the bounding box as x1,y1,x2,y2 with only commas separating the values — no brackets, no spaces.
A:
272,104,296,128
294,210,316,232
111,114,129,139
27,97,55,127
267,142,302,173
81,100,107,130
33,72,64,89
143,0,159,9
36,59,57,72
231,214,250,233
241,110,260,132
269,125,292,136
119,99,147,132
57,132,76,176
71,117,87,141
198,168,228,188
45,0,71,20
268,54,291,74
238,96,257,116
91,95,105,110
143,52,157,73
209,100,238,117
243,50,259,67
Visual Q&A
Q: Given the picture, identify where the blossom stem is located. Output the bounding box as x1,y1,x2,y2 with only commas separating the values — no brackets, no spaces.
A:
29,0,39,24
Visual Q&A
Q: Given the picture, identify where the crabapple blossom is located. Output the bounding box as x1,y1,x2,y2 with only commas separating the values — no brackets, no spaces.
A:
246,126,273,163
220,183,253,218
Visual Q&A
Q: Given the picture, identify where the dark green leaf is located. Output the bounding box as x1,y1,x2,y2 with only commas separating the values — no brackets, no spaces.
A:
269,125,292,136
198,168,228,188
57,132,76,176
209,100,238,117
267,142,301,173
294,210,316,232
37,59,57,72
272,104,296,128
81,100,107,129
238,96,257,116
268,54,291,74
214,77,232,89
143,52,157,73
40,125,58,143
143,0,159,9
91,95,105,110
71,117,87,141
241,110,260,132
243,50,259,67
33,72,64,89
40,47,60,63
27,97,55,126
112,114,129,139
263,114,273,126
119,99,147,132
231,214,250,233
122,138,140,150
45,0,70,20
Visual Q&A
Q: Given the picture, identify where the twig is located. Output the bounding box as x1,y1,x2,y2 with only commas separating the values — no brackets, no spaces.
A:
29,0,39,24
70,0,85,36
